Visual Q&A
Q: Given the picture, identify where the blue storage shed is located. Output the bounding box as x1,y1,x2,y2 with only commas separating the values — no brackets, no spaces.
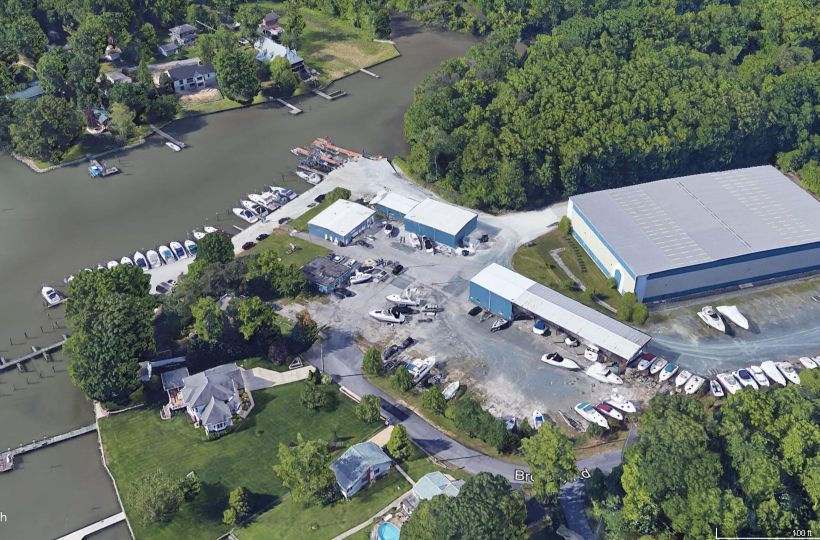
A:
371,192,420,220
403,199,478,248
308,199,376,246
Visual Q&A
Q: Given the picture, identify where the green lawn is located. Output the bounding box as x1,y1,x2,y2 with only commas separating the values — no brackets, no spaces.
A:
512,229,627,314
31,126,152,169
100,381,381,540
240,229,329,264
289,198,335,232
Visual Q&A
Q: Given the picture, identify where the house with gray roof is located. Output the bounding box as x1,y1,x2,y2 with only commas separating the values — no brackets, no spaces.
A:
330,442,392,499
165,63,216,94
412,471,464,500
180,363,245,433
169,23,198,46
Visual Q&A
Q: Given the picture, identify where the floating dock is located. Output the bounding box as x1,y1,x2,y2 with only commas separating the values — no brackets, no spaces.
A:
359,68,380,79
88,159,119,177
1,423,97,472
312,88,347,100
0,335,68,371
275,98,302,115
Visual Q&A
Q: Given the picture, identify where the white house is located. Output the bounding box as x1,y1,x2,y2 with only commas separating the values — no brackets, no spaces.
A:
179,364,245,433
254,37,304,71
166,64,216,94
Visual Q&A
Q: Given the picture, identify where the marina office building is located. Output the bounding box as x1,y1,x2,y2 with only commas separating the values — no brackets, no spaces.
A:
568,166,820,302
308,199,376,246
469,263,651,362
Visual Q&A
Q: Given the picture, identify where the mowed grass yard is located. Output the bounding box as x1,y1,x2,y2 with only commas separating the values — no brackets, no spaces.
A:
240,229,329,263
100,382,382,540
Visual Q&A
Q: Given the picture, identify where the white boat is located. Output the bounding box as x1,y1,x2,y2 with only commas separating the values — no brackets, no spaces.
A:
271,186,297,200
649,358,668,375
241,200,267,216
684,375,705,395
184,240,197,257
146,250,162,268
233,208,259,224
204,226,220,234
659,362,679,382
798,356,818,369
422,235,434,253
96,264,105,270
585,363,623,384
574,402,609,429
165,141,181,152
386,294,420,306
248,193,279,210
594,403,624,421
106,260,119,269
748,366,770,387
406,356,435,384
170,241,187,260
158,245,175,264
296,170,322,184
605,391,637,413
717,372,742,394
349,271,372,285
776,362,800,385
409,232,421,249
369,308,405,324
716,305,749,330
710,379,725,397
442,381,460,400
532,410,545,430
760,361,786,386
383,223,394,237
697,306,726,332
120,256,134,266
533,320,547,335
41,286,64,307
636,352,655,371
674,369,692,387
133,251,149,269
192,230,207,240
490,318,509,332
733,369,758,390
541,353,580,370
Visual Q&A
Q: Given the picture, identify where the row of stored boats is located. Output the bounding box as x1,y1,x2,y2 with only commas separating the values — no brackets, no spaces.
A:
232,186,298,224
532,391,637,431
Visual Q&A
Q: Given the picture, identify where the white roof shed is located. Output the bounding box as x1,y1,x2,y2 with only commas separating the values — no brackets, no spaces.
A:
308,199,375,237
403,199,477,237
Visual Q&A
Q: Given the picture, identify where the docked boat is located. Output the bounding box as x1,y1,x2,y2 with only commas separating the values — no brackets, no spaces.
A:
406,356,436,384
594,403,624,421
748,366,770,387
233,208,259,224
574,402,609,429
697,306,726,332
106,260,119,269
674,369,692,387
442,381,460,400
541,353,580,370
659,362,679,382
248,193,279,211
192,229,207,240
204,226,220,234
120,256,134,266
134,251,149,269
684,375,705,395
146,250,162,268
710,379,725,398
716,305,749,330
798,356,818,369
733,369,759,390
532,410,545,430
165,141,181,152
386,294,420,306
170,241,187,260
776,362,800,385
184,240,197,257
760,361,786,386
349,271,372,285
585,363,623,384
636,352,656,371
158,245,175,264
422,236,434,253
241,200,267,216
605,391,637,413
409,233,421,249
490,318,509,332
296,170,322,184
533,320,547,335
41,286,64,307
717,372,742,394
369,308,405,324
271,186,297,200
649,358,668,375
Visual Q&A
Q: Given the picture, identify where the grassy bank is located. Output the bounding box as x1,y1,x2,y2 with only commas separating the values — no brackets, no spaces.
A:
31,126,152,170
240,229,329,263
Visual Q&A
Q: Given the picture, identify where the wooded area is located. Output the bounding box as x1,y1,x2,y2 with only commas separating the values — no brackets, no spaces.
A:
403,0,819,210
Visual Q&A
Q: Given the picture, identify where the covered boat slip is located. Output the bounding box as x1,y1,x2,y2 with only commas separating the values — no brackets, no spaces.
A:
469,263,651,361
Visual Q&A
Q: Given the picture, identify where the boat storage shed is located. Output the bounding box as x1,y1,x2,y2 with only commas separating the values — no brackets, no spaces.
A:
469,264,651,361
403,199,478,248
308,199,376,246
371,192,421,220
568,166,820,302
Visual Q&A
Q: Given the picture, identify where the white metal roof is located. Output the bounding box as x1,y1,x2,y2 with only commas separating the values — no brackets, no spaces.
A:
471,264,651,359
403,198,477,236
308,199,375,236
374,192,421,215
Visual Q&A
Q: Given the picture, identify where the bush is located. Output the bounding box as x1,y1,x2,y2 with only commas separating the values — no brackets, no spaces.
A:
617,303,633,322
387,424,412,461
300,382,328,410
128,470,183,525
586,423,604,438
326,187,351,203
631,303,649,324
179,471,201,501
321,372,333,385
356,395,382,424
606,277,618,290
390,367,413,392
362,347,384,376
558,216,572,235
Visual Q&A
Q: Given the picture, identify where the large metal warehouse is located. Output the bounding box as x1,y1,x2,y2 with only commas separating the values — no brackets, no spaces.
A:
403,199,478,248
370,192,421,220
307,199,375,246
469,264,651,361
568,166,820,302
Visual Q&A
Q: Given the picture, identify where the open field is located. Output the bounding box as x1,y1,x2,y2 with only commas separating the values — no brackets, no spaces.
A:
240,229,329,264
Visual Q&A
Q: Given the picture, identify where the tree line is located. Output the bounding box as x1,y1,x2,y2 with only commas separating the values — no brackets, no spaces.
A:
403,0,819,210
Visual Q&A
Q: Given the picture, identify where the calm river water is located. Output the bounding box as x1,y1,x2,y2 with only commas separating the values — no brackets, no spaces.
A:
0,19,477,540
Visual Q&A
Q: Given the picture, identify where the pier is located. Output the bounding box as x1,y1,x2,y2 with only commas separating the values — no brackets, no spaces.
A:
275,98,302,115
312,88,347,100
0,335,68,371
57,512,126,540
150,124,187,148
1,423,97,472
359,68,380,78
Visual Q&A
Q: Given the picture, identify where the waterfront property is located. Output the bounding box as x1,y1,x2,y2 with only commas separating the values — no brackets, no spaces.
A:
370,191,421,220
166,64,216,94
302,254,356,293
569,165,820,302
179,363,245,433
255,37,305,71
403,198,478,248
169,23,198,46
330,442,393,499
308,199,376,246
469,263,651,362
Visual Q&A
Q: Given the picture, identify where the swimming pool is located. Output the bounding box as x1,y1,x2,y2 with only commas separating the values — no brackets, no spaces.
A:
378,522,400,540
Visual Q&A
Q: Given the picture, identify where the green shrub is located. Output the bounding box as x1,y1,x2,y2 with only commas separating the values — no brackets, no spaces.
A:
558,216,572,235
631,303,649,324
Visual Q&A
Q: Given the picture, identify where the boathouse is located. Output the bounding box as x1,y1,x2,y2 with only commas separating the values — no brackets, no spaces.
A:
403,198,478,248
308,199,375,246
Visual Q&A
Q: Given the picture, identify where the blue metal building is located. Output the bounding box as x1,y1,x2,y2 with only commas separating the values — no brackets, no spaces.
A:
403,199,478,248
308,199,376,246
371,192,421,220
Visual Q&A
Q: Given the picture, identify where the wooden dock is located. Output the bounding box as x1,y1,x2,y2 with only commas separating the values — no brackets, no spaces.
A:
312,88,347,100
149,124,187,148
275,98,302,115
56,511,126,540
359,68,380,78
1,423,97,472
0,335,68,371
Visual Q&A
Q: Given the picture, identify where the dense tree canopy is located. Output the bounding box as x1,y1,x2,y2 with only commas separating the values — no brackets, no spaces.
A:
272,433,335,504
9,95,83,162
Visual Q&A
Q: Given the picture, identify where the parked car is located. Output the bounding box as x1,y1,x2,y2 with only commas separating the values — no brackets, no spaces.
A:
382,345,400,361
356,239,373,249
278,217,291,225
399,336,416,349
479,234,490,243
155,282,170,294
422,304,443,313
256,233,270,241
468,306,482,316
391,264,404,275
241,241,256,250
314,193,326,203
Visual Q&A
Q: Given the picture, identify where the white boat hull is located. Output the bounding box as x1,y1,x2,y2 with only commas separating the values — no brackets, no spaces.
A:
710,380,724,398
585,364,623,384
386,294,420,306
532,410,545,430
659,364,679,382
760,361,786,386
369,309,405,324
684,375,705,395
574,403,609,429
674,370,692,387
649,359,667,375
733,370,759,390
697,307,726,333
798,357,818,369
442,381,460,400
776,362,800,384
541,354,580,370
716,305,749,330
596,406,623,421
748,366,770,387
717,373,742,394
146,251,162,268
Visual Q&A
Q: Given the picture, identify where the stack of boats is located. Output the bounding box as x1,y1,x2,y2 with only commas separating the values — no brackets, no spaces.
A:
233,186,298,224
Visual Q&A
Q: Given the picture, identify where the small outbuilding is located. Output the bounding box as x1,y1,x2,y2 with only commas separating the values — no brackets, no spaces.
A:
403,198,478,248
370,191,421,220
302,254,356,293
308,199,376,246
412,471,464,500
330,442,392,499
105,71,132,85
